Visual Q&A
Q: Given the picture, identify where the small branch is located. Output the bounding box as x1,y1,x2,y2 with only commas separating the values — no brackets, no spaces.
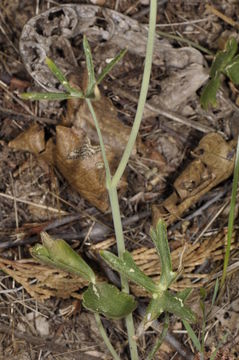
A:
94,313,121,360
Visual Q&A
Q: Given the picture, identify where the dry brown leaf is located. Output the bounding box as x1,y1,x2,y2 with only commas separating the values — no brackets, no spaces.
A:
152,133,235,226
54,126,123,211
8,123,126,212
8,123,45,154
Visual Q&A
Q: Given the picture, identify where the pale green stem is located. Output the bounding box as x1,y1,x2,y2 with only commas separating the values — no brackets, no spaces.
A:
86,98,112,186
86,0,158,358
220,135,239,288
94,313,121,360
111,0,157,188
147,313,169,360
86,101,138,360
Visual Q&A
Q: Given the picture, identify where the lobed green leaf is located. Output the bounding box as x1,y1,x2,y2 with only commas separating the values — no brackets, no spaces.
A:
150,220,176,289
200,75,220,109
82,282,137,319
144,290,196,325
225,54,239,85
210,37,238,78
100,250,159,293
31,232,96,283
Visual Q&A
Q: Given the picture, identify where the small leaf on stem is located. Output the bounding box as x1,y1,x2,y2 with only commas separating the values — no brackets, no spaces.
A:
150,220,176,289
100,250,159,294
31,232,96,283
83,282,137,319
83,35,96,97
96,49,127,86
200,75,220,109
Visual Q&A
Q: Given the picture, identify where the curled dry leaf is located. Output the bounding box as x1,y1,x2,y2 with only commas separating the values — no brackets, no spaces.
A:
8,123,45,154
54,126,123,211
8,124,125,212
152,133,235,226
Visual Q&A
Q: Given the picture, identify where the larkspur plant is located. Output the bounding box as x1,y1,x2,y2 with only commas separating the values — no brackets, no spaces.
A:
22,5,196,358
31,221,196,359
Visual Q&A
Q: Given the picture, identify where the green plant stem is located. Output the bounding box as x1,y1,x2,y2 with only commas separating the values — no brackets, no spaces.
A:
86,101,138,360
147,313,169,360
156,29,213,55
220,135,239,289
111,0,157,188
86,98,112,186
87,1,158,357
94,313,121,360
108,187,139,359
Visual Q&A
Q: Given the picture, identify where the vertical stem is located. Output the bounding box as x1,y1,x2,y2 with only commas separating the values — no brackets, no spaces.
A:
86,102,138,359
108,186,138,359
111,0,157,188
94,313,121,360
86,98,112,186
220,135,239,288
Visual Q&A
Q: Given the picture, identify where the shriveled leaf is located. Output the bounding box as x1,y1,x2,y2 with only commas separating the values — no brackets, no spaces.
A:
31,232,95,283
54,126,120,212
100,250,159,293
8,124,45,154
210,37,238,78
153,133,235,227
82,282,137,319
150,220,176,289
225,54,239,85
200,75,220,109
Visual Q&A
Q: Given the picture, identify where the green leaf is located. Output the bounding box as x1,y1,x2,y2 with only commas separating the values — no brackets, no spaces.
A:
45,57,84,96
225,54,239,85
100,250,159,293
144,291,196,325
163,291,196,323
96,49,127,86
150,220,176,289
183,320,202,353
177,288,192,302
200,75,221,109
83,35,96,97
20,92,76,101
147,313,169,360
211,278,219,307
82,282,137,319
31,232,96,283
210,37,238,78
45,57,70,91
